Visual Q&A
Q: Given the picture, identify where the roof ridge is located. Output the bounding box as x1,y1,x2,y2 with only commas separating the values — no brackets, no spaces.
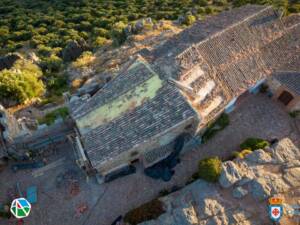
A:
176,5,273,60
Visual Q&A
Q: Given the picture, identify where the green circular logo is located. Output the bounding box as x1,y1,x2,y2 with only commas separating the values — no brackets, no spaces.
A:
10,198,31,219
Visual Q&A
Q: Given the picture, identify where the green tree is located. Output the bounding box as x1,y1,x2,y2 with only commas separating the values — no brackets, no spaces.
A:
111,21,127,45
0,61,45,103
93,37,109,48
40,54,63,72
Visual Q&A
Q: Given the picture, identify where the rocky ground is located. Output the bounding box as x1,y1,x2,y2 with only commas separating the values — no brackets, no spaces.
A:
139,138,300,225
67,20,182,96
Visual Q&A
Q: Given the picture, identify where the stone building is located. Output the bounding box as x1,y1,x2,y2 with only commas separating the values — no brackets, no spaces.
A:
267,72,300,111
68,5,300,178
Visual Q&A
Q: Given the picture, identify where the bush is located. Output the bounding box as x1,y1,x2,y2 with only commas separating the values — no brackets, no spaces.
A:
194,0,209,6
111,21,127,45
232,149,252,159
205,6,214,14
197,157,222,182
93,27,110,38
183,15,196,25
240,138,270,151
72,51,95,68
124,199,165,225
47,75,68,96
38,107,69,125
213,0,228,6
93,37,109,48
0,60,45,104
202,113,229,143
289,110,300,118
40,54,63,72
37,45,53,57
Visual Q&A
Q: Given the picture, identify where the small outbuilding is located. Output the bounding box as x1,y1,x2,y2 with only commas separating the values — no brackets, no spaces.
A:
267,72,300,111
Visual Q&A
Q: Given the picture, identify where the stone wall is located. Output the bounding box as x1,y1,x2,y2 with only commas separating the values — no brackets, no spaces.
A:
269,84,300,111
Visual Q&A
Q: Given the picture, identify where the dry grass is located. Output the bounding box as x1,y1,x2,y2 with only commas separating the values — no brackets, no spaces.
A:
71,78,88,92
71,51,96,69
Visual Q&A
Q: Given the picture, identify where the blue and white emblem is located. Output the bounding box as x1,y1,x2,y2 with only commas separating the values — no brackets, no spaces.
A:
269,205,283,222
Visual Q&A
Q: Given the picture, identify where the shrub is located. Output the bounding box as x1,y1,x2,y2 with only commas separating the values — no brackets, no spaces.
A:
289,110,300,118
72,51,95,68
240,138,270,151
202,113,229,143
111,21,127,45
40,55,63,72
232,149,252,159
37,45,53,57
197,157,222,182
93,37,109,48
124,199,165,225
194,0,209,6
183,15,196,25
0,60,44,104
47,75,68,96
205,6,214,14
93,27,110,38
288,3,300,13
38,107,69,125
213,0,228,6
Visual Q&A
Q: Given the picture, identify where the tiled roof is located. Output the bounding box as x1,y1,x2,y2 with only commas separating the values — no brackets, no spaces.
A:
274,72,300,95
261,23,300,72
73,60,157,119
156,6,299,99
178,6,286,96
82,83,197,168
145,5,269,61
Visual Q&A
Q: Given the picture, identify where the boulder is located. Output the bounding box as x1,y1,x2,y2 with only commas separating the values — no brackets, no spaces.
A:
124,25,132,37
135,19,145,32
283,167,300,187
232,186,248,199
248,174,289,201
270,138,300,163
172,206,199,225
156,213,176,225
62,39,88,62
177,15,186,25
205,213,228,225
219,161,242,188
0,53,22,71
244,149,274,164
227,210,252,225
248,178,271,201
28,52,40,63
145,17,153,24
186,180,219,204
197,198,225,219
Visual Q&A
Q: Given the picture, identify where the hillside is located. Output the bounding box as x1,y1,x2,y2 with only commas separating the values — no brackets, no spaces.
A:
0,0,299,108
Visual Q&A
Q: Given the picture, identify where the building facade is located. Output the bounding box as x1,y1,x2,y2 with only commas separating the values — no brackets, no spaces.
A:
267,72,300,111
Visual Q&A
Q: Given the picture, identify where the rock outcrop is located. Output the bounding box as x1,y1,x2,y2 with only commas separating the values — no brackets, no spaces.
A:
62,39,88,62
0,53,22,71
138,138,300,225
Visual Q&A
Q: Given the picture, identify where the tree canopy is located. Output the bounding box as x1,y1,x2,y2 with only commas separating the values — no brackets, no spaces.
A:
0,60,45,103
